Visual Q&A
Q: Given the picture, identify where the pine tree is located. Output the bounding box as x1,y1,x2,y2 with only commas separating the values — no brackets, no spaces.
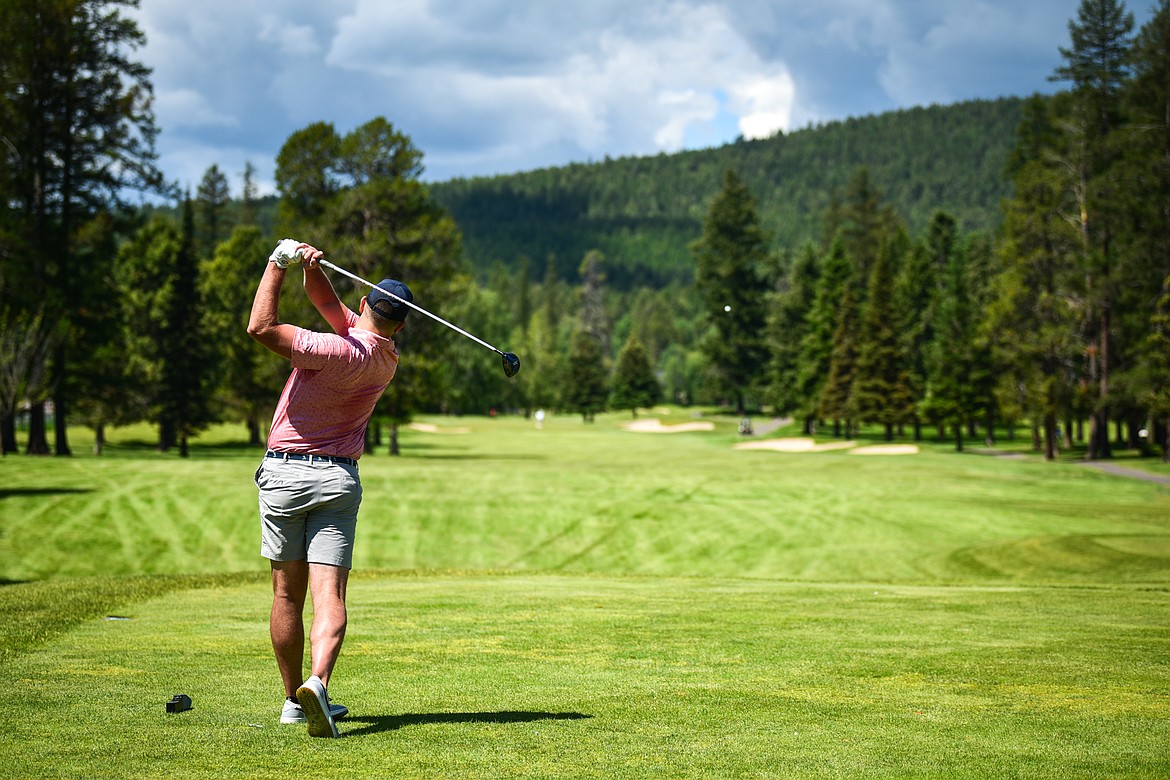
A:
1052,0,1136,459
818,284,860,436
566,329,608,422
691,170,770,413
765,243,819,415
610,335,660,416
851,231,915,439
158,197,214,456
1145,275,1170,460
200,225,277,446
0,0,163,455
196,164,231,254
989,96,1083,459
922,249,977,451
796,238,851,433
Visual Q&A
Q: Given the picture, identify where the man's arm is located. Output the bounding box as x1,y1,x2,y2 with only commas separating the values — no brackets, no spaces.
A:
247,262,298,359
302,253,350,335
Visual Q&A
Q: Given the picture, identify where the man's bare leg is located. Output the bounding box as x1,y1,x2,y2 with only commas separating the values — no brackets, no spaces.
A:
270,559,309,697
307,562,349,687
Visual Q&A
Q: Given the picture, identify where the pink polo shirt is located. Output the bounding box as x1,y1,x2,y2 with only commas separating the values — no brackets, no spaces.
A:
266,309,399,460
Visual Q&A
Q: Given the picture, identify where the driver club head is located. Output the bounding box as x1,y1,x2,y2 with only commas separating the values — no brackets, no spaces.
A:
501,352,521,377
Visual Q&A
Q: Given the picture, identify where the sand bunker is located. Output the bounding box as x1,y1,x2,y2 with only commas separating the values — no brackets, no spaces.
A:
407,422,472,435
734,437,920,455
622,418,716,433
849,444,920,455
734,437,857,452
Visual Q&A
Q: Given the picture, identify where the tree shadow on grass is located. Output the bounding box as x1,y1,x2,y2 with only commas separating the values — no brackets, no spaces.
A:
342,710,591,737
0,487,94,499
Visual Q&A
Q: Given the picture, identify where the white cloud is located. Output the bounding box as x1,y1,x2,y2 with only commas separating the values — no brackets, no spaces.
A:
155,88,239,130
124,0,1156,186
729,71,796,140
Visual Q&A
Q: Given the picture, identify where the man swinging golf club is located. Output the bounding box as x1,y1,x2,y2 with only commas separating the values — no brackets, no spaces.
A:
248,239,412,738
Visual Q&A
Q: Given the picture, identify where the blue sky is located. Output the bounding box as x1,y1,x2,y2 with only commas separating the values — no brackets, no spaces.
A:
128,0,1157,197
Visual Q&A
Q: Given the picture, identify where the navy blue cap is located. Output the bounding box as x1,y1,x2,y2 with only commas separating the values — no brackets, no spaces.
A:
367,279,413,321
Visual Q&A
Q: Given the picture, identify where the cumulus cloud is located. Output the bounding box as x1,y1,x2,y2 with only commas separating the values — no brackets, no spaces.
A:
125,0,1155,190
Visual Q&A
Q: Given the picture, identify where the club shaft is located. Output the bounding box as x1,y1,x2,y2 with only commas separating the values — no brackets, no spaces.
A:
318,259,503,355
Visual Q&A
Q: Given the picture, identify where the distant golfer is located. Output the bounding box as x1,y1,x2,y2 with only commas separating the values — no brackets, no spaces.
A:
247,239,412,738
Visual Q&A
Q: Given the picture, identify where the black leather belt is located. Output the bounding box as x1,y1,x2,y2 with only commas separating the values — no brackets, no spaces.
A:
265,450,358,467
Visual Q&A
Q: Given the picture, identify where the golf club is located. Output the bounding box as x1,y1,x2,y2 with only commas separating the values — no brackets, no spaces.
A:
318,259,521,378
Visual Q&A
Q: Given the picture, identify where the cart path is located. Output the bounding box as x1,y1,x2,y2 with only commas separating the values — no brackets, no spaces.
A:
1079,461,1170,486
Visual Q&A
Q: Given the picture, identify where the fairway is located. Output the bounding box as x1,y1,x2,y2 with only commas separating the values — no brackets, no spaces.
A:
2,412,1169,778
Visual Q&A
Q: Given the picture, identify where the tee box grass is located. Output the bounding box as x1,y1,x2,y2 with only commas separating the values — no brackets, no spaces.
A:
1,411,1168,778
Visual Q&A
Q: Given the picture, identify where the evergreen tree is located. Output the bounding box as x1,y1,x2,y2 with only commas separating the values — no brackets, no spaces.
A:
240,161,259,226
897,212,956,440
818,284,860,436
196,164,231,254
851,230,915,439
566,329,608,422
0,0,163,455
610,335,660,416
796,237,851,433
765,244,819,415
921,250,977,451
200,225,278,446
989,95,1083,459
1051,0,1136,458
691,169,770,413
578,249,610,353
1115,1,1170,451
114,215,182,432
157,197,213,456
1144,275,1170,460
273,117,462,452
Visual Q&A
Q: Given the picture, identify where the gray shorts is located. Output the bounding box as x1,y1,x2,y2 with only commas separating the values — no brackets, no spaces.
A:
255,457,362,568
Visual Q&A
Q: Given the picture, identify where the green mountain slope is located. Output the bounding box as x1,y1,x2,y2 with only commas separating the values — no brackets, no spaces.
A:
430,97,1025,287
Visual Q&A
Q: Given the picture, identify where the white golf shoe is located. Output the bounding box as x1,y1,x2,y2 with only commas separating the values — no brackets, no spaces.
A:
295,675,341,738
281,697,348,724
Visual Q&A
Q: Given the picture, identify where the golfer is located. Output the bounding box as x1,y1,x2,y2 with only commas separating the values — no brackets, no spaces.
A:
247,239,411,738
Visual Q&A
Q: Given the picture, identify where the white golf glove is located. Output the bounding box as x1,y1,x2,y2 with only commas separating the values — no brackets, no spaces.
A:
269,238,304,269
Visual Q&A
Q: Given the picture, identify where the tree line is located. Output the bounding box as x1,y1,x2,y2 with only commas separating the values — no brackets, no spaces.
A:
2,0,1167,461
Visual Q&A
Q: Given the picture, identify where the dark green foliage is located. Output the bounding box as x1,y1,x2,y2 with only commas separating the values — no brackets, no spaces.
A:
851,231,915,438
692,170,770,413
431,99,1025,289
0,0,163,454
796,238,850,429
818,284,860,434
764,244,819,414
610,335,660,416
199,225,279,446
566,329,608,422
272,117,463,450
921,247,978,450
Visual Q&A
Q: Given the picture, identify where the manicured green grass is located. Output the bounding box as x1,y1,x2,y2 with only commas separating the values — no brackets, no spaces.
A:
2,413,1168,584
1,411,1168,777
2,573,1168,779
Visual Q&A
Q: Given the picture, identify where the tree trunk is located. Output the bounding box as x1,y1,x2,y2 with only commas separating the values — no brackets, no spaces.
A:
247,416,263,447
1164,418,1170,463
1,413,16,455
53,390,71,456
179,433,189,458
884,422,893,441
1044,413,1058,461
953,424,963,452
94,422,105,456
26,403,50,454
389,422,400,456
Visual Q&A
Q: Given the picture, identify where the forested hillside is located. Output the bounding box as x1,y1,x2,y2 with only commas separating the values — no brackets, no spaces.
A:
430,98,1024,287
